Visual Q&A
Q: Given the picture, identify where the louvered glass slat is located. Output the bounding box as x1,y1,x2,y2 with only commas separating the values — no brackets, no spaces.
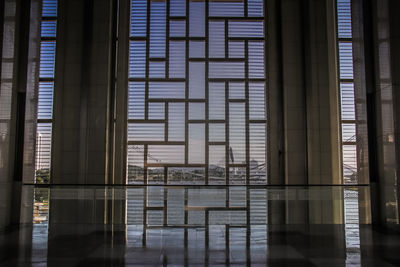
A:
128,123,165,141
189,62,205,99
168,103,185,141
209,1,244,17
40,42,56,78
342,123,356,142
339,42,354,79
170,0,186,16
149,82,185,99
189,102,205,120
209,21,225,58
209,62,245,78
35,123,52,182
148,145,185,164
209,82,225,120
229,41,244,58
38,82,54,119
250,123,266,184
148,102,165,119
170,20,186,37
42,0,57,17
189,41,205,58
229,103,246,164
129,41,146,78
150,1,166,58
189,124,205,164
189,1,205,37
209,123,225,142
340,82,356,120
148,167,164,184
131,0,147,37
168,168,205,185
127,145,144,184
248,0,264,17
149,61,165,78
249,41,265,78
169,41,185,78
209,145,225,184
128,82,145,119
229,82,245,99
337,0,352,38
229,20,264,37
41,21,57,37
342,145,357,182
249,82,266,120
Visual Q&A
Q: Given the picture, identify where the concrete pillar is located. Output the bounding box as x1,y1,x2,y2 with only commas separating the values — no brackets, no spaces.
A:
0,0,41,229
304,0,341,185
268,0,343,224
281,0,308,186
52,0,115,185
0,0,17,229
365,0,399,225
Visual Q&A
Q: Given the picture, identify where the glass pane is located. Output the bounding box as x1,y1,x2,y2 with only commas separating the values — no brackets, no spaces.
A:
38,82,54,120
229,103,246,164
189,0,205,37
42,0,58,17
170,20,186,37
209,21,225,58
128,82,145,119
189,62,205,99
150,1,166,58
209,82,225,120
130,0,147,36
189,124,205,164
35,123,52,183
209,0,244,17
337,0,352,38
209,145,225,185
40,42,56,78
129,41,146,78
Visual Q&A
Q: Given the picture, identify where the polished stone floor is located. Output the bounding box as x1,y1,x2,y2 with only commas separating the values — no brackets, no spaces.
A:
0,185,399,266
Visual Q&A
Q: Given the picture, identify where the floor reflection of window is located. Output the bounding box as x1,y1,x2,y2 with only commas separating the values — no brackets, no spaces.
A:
344,188,361,266
127,0,267,185
125,186,268,265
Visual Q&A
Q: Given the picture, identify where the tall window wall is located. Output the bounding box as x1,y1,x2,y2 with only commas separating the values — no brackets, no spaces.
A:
127,0,267,185
35,0,58,183
337,0,357,184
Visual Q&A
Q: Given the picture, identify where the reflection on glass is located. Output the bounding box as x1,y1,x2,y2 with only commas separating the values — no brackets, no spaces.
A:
344,188,361,266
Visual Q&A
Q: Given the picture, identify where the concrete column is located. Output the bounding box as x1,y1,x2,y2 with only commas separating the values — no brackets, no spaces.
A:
281,0,308,185
367,0,399,225
272,0,343,224
52,0,115,185
304,0,341,185
0,0,41,228
0,0,17,229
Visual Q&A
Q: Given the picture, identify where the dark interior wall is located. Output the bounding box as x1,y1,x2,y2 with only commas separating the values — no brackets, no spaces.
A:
0,0,41,229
